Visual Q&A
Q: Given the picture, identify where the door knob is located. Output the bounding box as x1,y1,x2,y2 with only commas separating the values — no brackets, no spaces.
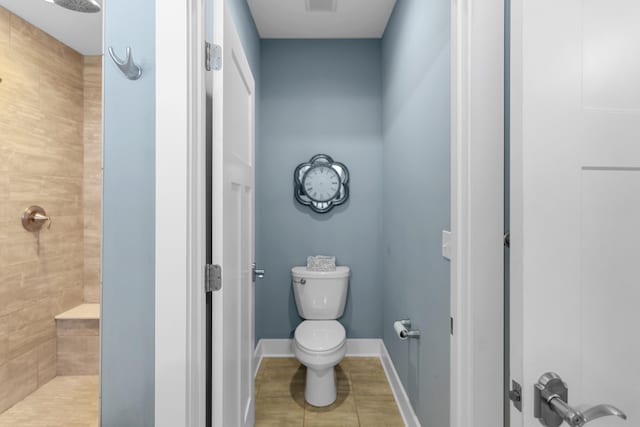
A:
252,263,265,282
534,372,627,427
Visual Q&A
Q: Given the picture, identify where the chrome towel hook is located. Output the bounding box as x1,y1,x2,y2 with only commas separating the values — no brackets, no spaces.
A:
108,46,142,80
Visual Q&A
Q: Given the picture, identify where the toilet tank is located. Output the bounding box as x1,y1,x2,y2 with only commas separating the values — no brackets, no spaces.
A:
291,266,350,319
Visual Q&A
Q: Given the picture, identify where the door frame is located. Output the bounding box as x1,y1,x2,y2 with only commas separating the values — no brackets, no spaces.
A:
450,0,505,426
155,0,206,426
154,0,508,425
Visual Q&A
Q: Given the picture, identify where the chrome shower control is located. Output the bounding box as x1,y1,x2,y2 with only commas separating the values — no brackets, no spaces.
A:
21,206,52,232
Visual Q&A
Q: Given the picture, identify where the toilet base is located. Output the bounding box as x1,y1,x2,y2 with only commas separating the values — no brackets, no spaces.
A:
304,367,336,407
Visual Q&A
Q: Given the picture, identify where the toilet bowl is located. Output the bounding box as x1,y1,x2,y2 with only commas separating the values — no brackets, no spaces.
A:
293,320,347,407
291,266,350,407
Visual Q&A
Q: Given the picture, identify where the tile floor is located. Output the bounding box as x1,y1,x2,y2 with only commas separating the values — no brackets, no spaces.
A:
0,376,99,427
0,358,402,426
255,357,404,427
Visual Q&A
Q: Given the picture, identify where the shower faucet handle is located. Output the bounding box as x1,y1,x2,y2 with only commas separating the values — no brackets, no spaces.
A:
32,213,52,228
21,206,52,232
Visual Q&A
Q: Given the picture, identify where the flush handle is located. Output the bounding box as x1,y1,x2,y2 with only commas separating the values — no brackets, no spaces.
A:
252,263,265,282
534,372,627,427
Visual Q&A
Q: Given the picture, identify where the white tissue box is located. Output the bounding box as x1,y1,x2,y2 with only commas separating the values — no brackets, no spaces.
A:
306,255,336,272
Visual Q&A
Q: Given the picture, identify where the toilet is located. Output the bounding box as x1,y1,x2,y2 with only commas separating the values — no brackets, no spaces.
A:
291,266,350,407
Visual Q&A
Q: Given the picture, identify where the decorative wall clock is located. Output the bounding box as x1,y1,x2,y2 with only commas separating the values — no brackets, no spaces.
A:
294,154,349,213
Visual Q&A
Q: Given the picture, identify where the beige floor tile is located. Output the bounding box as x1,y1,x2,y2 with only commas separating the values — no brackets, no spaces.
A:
256,357,404,427
344,357,394,398
260,357,301,369
255,396,305,427
0,375,98,427
258,360,306,405
340,357,385,375
351,374,395,398
335,365,353,395
354,395,404,427
305,394,359,427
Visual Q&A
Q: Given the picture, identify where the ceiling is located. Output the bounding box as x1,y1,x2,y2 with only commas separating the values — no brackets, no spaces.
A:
248,0,397,39
0,0,102,55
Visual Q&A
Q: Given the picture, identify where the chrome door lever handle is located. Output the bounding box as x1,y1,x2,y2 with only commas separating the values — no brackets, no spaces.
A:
534,372,627,427
582,404,627,424
547,394,585,426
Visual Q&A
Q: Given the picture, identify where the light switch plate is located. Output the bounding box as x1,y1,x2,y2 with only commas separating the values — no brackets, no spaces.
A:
442,230,452,260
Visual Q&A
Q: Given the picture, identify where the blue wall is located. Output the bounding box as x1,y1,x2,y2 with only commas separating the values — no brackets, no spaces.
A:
101,0,155,425
381,1,451,426
101,1,258,425
226,0,260,75
256,40,384,340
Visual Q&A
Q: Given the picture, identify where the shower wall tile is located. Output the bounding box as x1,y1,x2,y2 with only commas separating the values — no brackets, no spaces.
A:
9,15,83,85
0,347,38,413
0,318,8,367
56,335,99,375
56,317,100,376
36,338,57,385
83,55,102,304
7,317,56,361
57,319,100,336
0,264,23,318
0,8,86,413
0,7,9,50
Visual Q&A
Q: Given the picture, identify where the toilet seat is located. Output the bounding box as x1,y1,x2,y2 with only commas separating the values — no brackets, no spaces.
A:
294,320,346,354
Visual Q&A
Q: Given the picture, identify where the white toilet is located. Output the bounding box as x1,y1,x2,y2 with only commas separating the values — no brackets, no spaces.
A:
291,266,350,407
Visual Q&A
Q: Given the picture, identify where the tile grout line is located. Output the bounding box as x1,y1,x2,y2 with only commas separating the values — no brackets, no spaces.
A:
349,370,363,427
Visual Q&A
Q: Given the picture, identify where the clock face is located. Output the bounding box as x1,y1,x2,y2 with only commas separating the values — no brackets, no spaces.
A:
303,165,341,202
294,154,349,213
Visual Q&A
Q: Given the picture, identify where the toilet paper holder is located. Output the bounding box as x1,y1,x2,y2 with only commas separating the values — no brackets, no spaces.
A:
395,319,421,339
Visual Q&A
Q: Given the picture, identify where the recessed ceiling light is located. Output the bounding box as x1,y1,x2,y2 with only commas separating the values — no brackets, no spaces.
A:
43,0,55,3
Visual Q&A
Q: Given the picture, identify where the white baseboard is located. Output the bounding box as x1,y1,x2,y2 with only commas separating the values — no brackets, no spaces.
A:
379,341,421,427
345,338,382,356
254,338,421,427
258,338,293,357
253,340,263,378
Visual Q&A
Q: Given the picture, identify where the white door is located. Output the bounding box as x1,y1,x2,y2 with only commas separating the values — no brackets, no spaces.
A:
510,0,640,426
211,2,256,427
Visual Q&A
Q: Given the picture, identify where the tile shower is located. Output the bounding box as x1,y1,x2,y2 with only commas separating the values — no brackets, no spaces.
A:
0,6,101,420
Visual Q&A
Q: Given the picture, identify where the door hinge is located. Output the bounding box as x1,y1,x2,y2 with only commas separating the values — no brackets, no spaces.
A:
205,264,222,293
450,317,454,335
509,380,522,412
205,42,222,71
504,231,511,248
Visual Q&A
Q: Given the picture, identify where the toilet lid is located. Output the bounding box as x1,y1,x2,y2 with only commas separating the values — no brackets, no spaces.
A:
295,320,346,353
